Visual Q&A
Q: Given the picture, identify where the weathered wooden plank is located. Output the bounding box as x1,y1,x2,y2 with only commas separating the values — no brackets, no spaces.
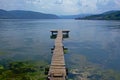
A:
48,30,67,80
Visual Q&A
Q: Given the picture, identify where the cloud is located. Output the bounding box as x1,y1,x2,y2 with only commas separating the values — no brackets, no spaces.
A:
60,0,80,14
96,0,120,12
55,0,63,4
26,0,41,4
0,0,120,15
77,0,98,13
115,0,120,5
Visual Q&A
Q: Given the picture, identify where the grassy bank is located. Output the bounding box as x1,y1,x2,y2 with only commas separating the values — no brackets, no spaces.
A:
0,61,48,80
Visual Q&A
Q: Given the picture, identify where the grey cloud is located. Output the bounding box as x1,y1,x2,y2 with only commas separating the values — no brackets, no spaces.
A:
97,0,118,12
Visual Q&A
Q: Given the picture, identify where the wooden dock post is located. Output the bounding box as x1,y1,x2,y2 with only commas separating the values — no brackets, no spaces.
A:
50,30,70,39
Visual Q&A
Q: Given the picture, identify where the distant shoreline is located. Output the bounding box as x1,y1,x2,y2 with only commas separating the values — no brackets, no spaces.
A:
75,10,120,20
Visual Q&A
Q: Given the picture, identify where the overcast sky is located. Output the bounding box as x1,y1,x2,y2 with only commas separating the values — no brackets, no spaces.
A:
0,0,120,15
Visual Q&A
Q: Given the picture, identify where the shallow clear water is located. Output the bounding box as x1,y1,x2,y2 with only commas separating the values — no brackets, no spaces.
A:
0,19,120,71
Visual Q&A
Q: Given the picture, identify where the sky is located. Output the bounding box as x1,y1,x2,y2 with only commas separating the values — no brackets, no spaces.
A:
0,0,120,15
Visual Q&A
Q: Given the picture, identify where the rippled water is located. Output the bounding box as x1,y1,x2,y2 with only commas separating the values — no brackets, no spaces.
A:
0,19,120,71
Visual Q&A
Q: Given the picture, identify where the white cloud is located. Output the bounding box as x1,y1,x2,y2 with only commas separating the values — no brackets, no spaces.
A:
114,0,120,7
77,0,98,13
55,0,63,4
0,0,120,15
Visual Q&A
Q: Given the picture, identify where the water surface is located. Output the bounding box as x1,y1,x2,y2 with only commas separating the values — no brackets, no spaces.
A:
0,19,120,71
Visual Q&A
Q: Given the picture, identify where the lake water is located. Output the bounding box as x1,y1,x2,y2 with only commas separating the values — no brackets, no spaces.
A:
0,19,120,71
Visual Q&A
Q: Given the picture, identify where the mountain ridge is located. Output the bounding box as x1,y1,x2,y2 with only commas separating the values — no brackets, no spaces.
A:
59,14,92,19
0,9,59,19
76,10,120,20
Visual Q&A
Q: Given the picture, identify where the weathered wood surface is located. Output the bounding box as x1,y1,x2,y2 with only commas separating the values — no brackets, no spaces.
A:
48,30,67,80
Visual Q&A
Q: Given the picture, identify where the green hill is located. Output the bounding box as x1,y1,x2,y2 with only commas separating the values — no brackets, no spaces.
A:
76,10,120,20
0,9,59,19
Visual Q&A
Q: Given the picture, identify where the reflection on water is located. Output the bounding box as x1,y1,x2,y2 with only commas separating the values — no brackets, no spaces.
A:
0,19,120,71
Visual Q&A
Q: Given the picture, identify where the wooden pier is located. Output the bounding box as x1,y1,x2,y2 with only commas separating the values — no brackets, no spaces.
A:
50,30,69,39
48,30,69,80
